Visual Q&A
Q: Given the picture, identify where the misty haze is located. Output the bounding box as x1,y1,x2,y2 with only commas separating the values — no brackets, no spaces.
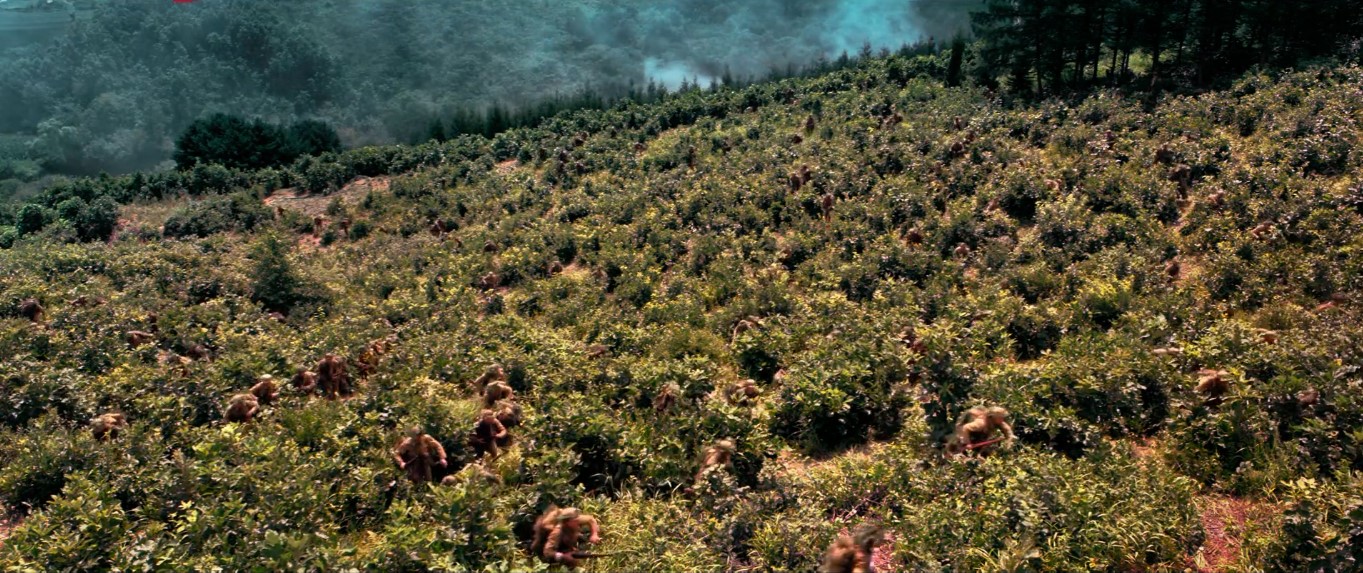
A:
0,0,973,187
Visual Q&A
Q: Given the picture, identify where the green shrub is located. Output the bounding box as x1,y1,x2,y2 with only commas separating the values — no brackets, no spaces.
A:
1073,277,1133,330
1007,303,1066,359
348,219,373,240
163,192,273,239
1267,477,1363,571
0,474,131,570
772,336,909,453
249,233,314,314
15,204,51,236
0,417,99,512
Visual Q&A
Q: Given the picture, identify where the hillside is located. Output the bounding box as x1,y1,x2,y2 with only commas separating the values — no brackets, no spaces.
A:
2,56,1363,571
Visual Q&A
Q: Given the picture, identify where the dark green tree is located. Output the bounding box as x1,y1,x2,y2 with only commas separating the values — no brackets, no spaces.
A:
77,196,119,243
946,36,966,87
175,114,341,170
173,114,292,171
286,120,342,158
972,0,1363,95
426,119,448,143
972,0,1046,93
15,204,51,236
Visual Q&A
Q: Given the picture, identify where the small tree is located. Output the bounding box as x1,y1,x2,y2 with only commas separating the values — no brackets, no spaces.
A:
15,204,51,236
250,233,305,314
76,196,119,242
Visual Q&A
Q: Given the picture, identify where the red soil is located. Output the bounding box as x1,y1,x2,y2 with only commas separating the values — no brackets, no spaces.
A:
1195,495,1280,572
263,175,389,217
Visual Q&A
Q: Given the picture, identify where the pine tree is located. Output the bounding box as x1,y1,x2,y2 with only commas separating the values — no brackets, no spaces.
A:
946,36,966,87
427,118,447,143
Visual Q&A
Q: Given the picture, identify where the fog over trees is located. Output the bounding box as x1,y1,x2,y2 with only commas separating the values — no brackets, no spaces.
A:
0,0,976,179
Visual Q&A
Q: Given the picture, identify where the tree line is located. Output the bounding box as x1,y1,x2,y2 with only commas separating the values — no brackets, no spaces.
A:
423,40,946,143
970,0,1363,94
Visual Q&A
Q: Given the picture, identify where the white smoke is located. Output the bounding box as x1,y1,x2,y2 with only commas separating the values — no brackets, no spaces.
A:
635,0,960,89
644,57,716,90
821,0,927,55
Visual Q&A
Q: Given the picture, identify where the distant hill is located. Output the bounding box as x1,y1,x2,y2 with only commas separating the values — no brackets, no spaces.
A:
0,7,76,51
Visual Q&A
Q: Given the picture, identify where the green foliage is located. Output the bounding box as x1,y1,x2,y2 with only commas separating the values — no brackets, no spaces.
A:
14,204,51,236
286,120,343,158
771,318,910,452
248,233,312,314
1266,476,1363,572
2,474,131,570
1,55,1362,571
1073,277,1134,330
0,417,98,512
173,114,341,171
972,0,1363,95
163,192,274,239
76,196,119,242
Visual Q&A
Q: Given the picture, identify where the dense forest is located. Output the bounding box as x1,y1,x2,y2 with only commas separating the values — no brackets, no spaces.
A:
2,44,1363,570
971,0,1363,93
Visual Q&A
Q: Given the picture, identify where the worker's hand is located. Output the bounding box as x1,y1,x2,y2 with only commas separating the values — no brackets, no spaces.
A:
397,461,406,469
437,459,448,467
553,552,578,567
589,534,601,545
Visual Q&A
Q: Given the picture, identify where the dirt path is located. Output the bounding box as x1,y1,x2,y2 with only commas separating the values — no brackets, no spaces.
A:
1123,438,1281,572
770,444,902,571
1193,495,1281,572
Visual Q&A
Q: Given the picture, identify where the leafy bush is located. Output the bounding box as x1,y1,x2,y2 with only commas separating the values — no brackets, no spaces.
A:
249,233,317,314
1073,277,1133,330
772,315,910,453
1266,477,1363,572
15,204,52,236
163,192,274,239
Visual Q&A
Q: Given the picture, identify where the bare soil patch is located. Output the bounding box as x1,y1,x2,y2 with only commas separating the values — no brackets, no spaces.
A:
118,197,192,237
264,176,390,217
1193,495,1281,572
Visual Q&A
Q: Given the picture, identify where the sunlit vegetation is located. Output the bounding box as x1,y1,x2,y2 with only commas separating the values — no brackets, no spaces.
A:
1,49,1362,571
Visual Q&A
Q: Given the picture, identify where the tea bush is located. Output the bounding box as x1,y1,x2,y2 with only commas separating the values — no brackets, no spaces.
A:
2,55,1362,570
